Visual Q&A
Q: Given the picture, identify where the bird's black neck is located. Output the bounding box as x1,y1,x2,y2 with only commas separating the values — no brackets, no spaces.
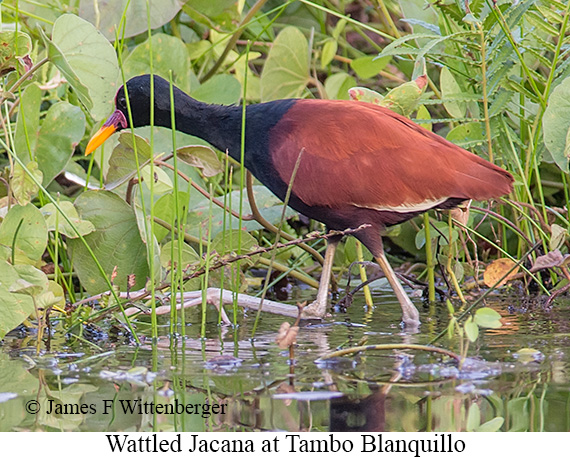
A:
149,86,296,170
152,90,243,158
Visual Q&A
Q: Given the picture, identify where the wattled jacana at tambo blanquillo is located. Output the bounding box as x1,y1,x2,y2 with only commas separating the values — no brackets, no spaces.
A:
86,74,514,327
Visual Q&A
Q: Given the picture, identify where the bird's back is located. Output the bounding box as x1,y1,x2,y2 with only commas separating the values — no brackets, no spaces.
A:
266,99,513,215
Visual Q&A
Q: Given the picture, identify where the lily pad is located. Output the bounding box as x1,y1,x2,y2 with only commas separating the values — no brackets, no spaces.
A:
261,27,310,101
79,0,184,41
11,162,42,206
177,145,223,177
41,201,96,239
105,133,152,188
0,262,35,339
192,74,241,105
10,264,49,296
68,191,150,294
14,83,42,162
140,165,173,195
51,14,120,119
0,204,48,263
123,33,190,93
35,102,86,185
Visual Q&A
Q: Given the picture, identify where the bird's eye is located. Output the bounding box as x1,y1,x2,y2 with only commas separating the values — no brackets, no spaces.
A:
117,97,127,109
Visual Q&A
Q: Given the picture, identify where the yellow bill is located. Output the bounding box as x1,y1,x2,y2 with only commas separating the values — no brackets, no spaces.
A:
85,110,128,156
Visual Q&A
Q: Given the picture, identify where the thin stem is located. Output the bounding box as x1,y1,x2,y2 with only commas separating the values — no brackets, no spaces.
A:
200,0,269,83
423,212,436,302
478,24,493,163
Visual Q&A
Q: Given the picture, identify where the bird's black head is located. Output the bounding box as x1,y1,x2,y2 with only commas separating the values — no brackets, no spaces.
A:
85,74,176,155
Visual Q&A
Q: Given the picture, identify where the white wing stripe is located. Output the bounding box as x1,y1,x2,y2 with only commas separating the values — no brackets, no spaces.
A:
353,197,448,213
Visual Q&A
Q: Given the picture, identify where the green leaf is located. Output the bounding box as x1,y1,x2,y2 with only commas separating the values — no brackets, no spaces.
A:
40,26,91,112
160,240,200,270
41,201,96,239
35,102,86,185
332,18,347,40
0,353,39,430
123,33,190,93
68,191,150,294
105,133,152,188
79,0,183,41
350,55,391,79
464,317,479,342
14,83,42,162
11,162,42,206
550,223,567,251
543,75,570,172
187,185,295,239
153,192,191,242
446,122,487,148
182,0,240,32
325,72,356,100
192,74,241,105
212,230,258,259
209,230,259,286
348,86,384,104
474,307,502,329
446,317,456,339
515,347,543,363
466,403,481,431
177,145,223,177
0,261,35,339
476,417,504,432
415,221,455,249
0,204,48,263
261,27,310,101
441,67,466,118
45,280,66,308
140,165,173,195
380,79,426,117
51,14,120,119
415,105,432,131
348,87,384,105
400,0,440,36
231,53,261,102
10,265,49,296
0,31,32,76
415,228,426,250
321,38,337,68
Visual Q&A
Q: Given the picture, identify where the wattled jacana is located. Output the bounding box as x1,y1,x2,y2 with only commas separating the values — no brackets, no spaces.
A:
86,75,514,327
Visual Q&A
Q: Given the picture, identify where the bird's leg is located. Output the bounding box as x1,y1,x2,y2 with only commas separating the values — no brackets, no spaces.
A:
302,237,340,319
374,239,421,328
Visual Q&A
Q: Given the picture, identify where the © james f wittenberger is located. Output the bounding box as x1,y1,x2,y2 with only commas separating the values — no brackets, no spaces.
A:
38,398,227,418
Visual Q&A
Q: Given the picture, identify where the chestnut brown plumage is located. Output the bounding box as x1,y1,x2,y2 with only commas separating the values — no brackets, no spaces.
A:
86,75,514,327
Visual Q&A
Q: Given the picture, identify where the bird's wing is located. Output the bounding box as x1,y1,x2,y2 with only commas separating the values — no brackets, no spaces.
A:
269,99,512,211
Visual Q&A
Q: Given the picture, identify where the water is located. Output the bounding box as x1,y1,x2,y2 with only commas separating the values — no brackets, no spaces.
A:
1,283,569,432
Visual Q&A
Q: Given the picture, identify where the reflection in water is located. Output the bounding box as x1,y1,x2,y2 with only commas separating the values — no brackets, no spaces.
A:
0,294,569,431
330,391,386,432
